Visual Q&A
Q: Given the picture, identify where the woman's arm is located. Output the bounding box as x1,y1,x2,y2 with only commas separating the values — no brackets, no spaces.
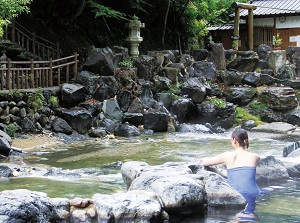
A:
202,152,227,166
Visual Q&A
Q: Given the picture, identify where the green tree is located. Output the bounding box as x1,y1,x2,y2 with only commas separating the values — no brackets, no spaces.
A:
10,0,246,54
165,0,248,51
0,0,32,37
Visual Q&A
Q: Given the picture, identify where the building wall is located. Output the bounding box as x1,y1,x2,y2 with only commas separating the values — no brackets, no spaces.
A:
210,15,300,51
254,15,300,49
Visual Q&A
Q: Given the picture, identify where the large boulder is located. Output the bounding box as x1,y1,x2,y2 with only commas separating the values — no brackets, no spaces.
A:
181,77,206,104
143,111,168,132
114,123,141,137
267,50,286,75
207,42,226,70
223,86,256,106
122,161,206,215
134,55,162,81
258,87,298,111
60,83,88,108
227,58,259,72
197,169,246,207
193,101,236,129
0,130,12,157
51,117,73,135
102,98,123,123
82,47,115,76
256,156,289,183
223,70,244,86
0,189,60,222
192,61,217,80
170,98,194,123
76,70,100,95
93,76,119,101
55,107,93,134
93,190,164,223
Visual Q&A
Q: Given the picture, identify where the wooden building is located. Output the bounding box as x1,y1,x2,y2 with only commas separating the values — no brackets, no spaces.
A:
209,0,300,51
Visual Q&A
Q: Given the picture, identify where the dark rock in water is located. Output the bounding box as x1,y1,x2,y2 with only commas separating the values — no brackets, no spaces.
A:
44,167,81,178
176,124,212,133
114,123,140,137
51,117,73,135
257,156,289,183
0,165,13,177
143,112,168,132
283,141,300,157
0,130,12,157
242,120,256,130
88,127,107,138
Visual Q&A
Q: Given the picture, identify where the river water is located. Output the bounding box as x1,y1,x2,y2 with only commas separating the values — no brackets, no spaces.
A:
1,131,300,222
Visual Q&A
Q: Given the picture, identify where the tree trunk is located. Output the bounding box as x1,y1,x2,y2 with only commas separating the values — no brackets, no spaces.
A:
161,0,170,46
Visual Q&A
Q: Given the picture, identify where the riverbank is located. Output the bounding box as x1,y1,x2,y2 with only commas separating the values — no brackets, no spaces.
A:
11,133,63,152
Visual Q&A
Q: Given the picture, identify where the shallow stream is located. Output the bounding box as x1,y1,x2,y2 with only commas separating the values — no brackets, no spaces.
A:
1,131,299,222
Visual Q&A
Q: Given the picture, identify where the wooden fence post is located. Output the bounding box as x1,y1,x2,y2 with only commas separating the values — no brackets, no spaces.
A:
30,59,34,88
74,52,78,80
7,59,11,90
49,58,53,87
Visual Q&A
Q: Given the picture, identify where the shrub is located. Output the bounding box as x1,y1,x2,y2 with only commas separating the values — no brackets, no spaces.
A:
6,123,20,137
210,98,226,108
235,107,263,126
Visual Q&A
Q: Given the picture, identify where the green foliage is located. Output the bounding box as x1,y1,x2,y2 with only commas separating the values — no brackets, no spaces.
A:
87,0,127,20
235,107,263,126
0,0,32,37
118,59,133,68
210,98,226,108
49,96,59,108
6,123,19,137
232,40,238,50
272,33,282,47
249,101,268,110
27,88,45,111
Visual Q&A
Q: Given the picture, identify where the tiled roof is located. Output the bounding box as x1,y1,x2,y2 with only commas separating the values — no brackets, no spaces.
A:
240,0,300,17
208,24,234,31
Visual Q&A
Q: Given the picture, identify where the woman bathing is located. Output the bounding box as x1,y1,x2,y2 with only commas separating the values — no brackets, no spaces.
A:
202,128,261,220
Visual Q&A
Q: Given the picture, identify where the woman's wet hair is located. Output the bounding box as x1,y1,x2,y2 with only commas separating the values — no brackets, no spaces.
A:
232,128,249,148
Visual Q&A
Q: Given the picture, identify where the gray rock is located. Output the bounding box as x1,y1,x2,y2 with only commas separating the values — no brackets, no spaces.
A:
283,141,300,157
114,123,140,137
93,190,164,223
102,99,123,123
198,170,246,207
251,122,296,134
51,117,73,135
257,156,289,183
0,189,60,222
60,83,88,108
82,46,115,76
55,107,92,134
258,87,297,111
223,86,256,106
181,77,206,104
143,111,168,132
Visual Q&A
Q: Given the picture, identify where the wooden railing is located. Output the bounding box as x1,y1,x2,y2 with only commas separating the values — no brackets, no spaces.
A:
0,53,78,90
4,20,60,60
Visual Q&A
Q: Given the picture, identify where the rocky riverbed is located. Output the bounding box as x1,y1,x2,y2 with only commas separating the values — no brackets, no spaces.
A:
1,122,300,222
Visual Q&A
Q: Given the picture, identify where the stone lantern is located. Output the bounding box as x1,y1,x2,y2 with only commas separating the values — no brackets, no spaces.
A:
126,15,145,57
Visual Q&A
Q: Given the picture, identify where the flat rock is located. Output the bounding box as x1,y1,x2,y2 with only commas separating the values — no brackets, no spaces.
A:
251,122,296,134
